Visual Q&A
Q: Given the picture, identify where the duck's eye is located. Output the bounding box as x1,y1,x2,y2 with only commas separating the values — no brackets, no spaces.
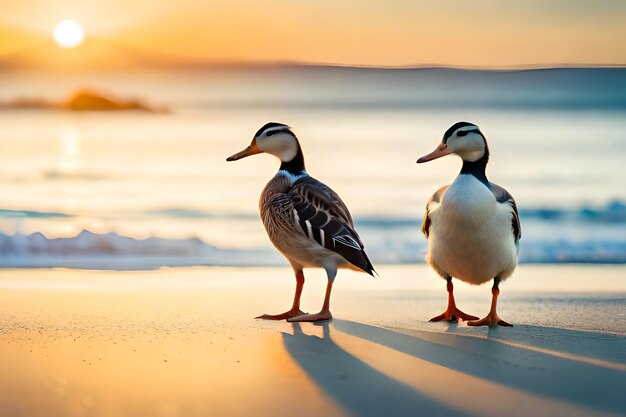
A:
266,131,275,137
457,130,469,137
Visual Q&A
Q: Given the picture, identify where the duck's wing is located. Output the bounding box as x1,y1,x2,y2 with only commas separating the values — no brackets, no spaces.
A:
288,176,375,276
422,185,448,238
490,183,521,244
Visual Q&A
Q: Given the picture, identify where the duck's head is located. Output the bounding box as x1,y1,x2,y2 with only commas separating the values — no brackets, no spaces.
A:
226,122,301,163
417,122,488,164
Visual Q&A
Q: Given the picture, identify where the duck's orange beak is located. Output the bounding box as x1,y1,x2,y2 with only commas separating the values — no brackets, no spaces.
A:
226,139,262,161
417,143,453,163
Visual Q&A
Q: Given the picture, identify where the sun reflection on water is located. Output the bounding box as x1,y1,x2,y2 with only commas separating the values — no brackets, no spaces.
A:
58,125,82,173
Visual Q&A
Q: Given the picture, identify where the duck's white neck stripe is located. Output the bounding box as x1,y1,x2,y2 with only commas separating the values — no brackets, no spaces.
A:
457,126,479,133
265,126,291,135
279,169,308,184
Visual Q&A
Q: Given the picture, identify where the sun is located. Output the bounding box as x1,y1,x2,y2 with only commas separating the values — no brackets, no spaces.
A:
53,19,84,48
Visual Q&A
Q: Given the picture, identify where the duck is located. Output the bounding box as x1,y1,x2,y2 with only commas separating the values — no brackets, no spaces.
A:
416,122,521,327
226,122,375,322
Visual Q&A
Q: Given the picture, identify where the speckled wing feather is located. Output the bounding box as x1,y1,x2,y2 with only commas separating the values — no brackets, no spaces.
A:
288,176,375,275
422,185,448,238
490,182,521,244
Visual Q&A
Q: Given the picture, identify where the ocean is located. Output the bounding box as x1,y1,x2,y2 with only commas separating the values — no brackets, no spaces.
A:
0,66,625,269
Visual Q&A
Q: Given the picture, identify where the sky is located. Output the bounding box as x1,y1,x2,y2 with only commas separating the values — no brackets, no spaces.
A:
0,0,625,68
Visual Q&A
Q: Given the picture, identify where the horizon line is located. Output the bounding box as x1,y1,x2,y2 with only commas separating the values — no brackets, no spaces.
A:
2,59,626,73
0,38,625,73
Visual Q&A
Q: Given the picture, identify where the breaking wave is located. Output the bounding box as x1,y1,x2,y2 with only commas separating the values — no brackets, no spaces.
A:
0,224,625,270
1,200,625,269
0,230,280,270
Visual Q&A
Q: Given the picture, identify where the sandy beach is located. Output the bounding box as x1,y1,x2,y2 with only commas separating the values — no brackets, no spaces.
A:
1,264,624,417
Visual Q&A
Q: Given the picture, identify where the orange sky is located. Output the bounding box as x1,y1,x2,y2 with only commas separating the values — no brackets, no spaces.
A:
0,0,625,68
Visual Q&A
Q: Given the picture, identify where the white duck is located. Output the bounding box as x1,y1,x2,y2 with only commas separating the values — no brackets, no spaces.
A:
417,122,521,327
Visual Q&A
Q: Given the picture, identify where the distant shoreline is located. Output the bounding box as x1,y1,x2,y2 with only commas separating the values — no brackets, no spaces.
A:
0,88,168,113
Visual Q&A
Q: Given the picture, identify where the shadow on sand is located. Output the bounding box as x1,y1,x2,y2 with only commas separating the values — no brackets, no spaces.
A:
436,322,626,365
281,322,472,417
330,319,626,416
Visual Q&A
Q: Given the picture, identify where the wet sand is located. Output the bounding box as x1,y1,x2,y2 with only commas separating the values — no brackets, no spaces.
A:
0,265,624,417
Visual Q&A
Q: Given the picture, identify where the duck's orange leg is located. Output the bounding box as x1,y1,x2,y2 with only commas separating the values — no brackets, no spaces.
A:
256,270,306,320
430,276,479,322
468,278,512,327
288,273,334,322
